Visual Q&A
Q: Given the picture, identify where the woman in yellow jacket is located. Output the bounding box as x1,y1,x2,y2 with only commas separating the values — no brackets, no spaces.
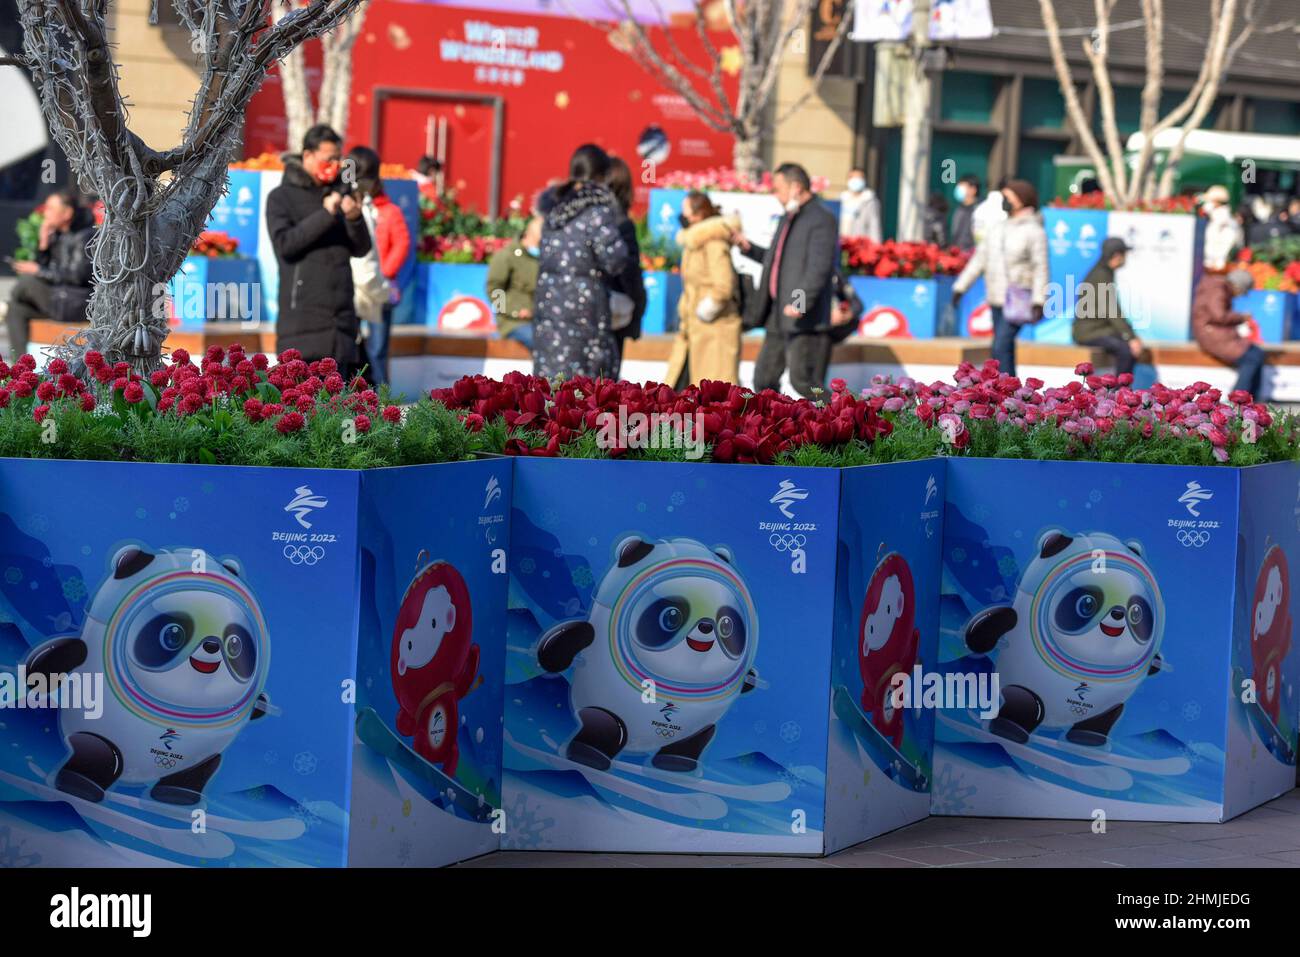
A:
665,192,743,387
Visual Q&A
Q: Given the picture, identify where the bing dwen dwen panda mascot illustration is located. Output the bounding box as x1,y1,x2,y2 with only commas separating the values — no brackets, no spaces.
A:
536,536,759,772
23,545,273,805
963,529,1166,746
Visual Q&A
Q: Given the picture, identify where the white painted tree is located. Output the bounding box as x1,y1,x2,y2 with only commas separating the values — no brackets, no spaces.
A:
274,0,370,151
0,0,368,372
599,0,852,179
1038,0,1285,206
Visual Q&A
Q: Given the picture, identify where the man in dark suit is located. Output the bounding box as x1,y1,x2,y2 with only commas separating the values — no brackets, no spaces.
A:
735,163,838,398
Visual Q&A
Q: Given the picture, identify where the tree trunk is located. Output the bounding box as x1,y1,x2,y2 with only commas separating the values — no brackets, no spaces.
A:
732,134,765,181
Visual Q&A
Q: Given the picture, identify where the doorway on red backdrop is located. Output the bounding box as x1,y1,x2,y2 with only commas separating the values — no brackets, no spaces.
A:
372,89,503,217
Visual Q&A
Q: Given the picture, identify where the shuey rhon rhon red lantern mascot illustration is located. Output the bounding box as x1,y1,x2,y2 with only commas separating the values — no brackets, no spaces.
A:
858,551,920,749
1252,545,1292,725
390,558,479,774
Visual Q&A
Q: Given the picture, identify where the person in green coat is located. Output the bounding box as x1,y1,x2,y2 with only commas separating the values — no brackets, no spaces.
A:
1072,237,1143,376
488,216,542,349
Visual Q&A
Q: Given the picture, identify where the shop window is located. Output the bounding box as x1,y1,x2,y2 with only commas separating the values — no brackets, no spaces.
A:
939,71,999,125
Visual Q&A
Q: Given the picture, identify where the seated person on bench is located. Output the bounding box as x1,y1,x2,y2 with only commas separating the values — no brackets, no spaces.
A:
5,189,95,358
1072,237,1142,376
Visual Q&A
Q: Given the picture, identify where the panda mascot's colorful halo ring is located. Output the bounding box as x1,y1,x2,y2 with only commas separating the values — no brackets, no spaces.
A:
1027,549,1163,683
603,555,758,700
103,570,269,728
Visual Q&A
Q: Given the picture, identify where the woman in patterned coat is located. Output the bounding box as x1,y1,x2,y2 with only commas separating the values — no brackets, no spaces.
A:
532,144,629,380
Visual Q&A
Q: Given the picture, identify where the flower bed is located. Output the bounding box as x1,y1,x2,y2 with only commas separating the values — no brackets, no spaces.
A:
838,241,971,339
0,348,510,868
1050,193,1197,214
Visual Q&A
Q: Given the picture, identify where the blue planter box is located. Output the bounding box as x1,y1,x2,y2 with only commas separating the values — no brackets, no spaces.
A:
0,457,511,867
501,456,942,854
641,270,682,334
168,257,263,328
848,275,956,339
415,262,494,332
1233,289,1296,344
934,457,1300,822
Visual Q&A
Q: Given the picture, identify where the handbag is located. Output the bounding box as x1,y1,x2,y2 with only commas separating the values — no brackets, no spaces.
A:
1002,284,1036,325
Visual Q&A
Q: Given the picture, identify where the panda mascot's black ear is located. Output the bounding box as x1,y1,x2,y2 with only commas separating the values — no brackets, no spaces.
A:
713,545,735,565
1125,539,1144,557
1038,531,1073,559
112,546,155,580
221,558,243,578
616,536,655,567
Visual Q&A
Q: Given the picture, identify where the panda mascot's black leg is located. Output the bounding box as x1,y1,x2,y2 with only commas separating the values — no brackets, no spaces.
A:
55,732,124,803
1066,703,1123,747
537,621,595,673
989,685,1045,744
151,754,221,806
566,707,627,771
652,725,715,772
964,606,1017,655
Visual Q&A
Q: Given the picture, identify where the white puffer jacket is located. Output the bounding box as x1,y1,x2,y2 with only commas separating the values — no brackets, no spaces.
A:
954,211,1049,308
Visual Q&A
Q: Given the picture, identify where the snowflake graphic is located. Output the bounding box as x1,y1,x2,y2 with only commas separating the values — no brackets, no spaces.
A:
571,566,594,588
1182,701,1202,722
290,801,322,830
25,515,49,535
540,509,560,528
949,547,967,564
292,751,318,775
1089,489,1103,503
264,750,278,765
173,497,190,513
779,721,801,743
41,556,52,568
753,720,767,735
135,508,147,519
4,568,21,585
201,481,215,494
929,763,977,816
670,491,685,506
518,557,537,575
971,503,990,521
61,577,87,603
0,826,41,867
501,792,555,850
997,555,1018,578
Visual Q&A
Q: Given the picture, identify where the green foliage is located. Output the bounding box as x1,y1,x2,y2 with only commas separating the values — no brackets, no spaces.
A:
14,210,42,262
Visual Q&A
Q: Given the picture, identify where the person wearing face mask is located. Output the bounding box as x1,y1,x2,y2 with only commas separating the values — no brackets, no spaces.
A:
267,124,372,375
665,191,743,387
951,179,1049,376
838,168,881,241
1198,185,1243,272
1073,238,1141,376
487,216,543,350
733,163,838,398
949,175,980,251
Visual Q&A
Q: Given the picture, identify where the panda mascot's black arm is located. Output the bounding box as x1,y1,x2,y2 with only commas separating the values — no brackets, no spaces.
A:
251,693,273,720
963,606,1017,656
537,621,595,673
741,668,759,694
23,637,88,682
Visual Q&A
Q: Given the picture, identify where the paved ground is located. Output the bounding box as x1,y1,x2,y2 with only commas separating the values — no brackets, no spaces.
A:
458,787,1300,868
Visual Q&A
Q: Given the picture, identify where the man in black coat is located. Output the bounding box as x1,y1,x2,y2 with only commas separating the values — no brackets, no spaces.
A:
266,124,371,373
6,189,95,357
736,163,838,398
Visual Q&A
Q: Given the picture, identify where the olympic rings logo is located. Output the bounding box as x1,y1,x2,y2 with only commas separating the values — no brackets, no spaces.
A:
655,728,677,738
769,534,807,552
1177,530,1210,548
154,754,178,769
283,545,326,565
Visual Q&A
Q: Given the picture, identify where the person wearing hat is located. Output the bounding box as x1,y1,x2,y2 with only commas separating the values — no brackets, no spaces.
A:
951,178,1048,376
1192,268,1266,398
1072,237,1142,375
1198,185,1243,271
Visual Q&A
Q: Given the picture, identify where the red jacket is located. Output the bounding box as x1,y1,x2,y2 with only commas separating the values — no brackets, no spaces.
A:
1191,274,1252,364
372,194,410,280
